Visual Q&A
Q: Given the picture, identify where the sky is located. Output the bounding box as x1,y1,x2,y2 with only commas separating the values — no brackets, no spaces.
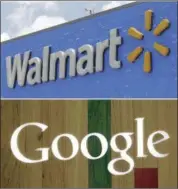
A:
1,1,133,42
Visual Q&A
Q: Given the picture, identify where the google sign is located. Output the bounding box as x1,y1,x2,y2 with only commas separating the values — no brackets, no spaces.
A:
10,118,170,176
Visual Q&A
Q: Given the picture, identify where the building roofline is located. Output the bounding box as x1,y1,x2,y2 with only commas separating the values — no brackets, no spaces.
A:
1,2,142,45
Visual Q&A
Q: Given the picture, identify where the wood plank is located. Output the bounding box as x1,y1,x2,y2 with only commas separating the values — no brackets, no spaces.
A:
111,100,135,188
64,100,88,188
18,101,43,187
88,100,111,188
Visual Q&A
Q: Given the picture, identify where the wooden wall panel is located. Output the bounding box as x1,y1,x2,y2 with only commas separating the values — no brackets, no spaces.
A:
1,100,177,188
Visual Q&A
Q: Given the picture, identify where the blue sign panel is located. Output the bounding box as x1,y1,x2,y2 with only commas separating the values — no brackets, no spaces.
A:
1,2,177,99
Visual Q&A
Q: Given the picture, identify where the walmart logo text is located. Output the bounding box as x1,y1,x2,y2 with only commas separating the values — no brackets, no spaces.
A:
6,10,170,88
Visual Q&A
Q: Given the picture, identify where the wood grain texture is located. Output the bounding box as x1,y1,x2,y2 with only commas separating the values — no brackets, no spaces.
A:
1,100,177,188
111,100,135,188
1,101,22,187
1,100,88,188
111,100,177,188
88,100,111,188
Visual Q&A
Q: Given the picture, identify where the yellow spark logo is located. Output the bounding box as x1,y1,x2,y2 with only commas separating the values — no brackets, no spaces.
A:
127,10,170,73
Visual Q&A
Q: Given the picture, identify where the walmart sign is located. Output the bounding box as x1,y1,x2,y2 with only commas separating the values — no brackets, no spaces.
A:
6,28,122,89
1,2,177,98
